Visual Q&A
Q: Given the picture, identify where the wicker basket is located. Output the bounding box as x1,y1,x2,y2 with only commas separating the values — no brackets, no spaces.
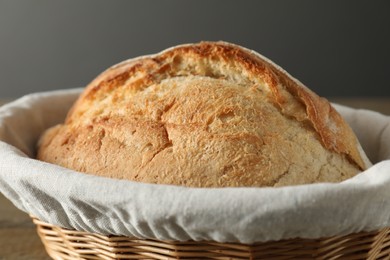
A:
32,217,390,260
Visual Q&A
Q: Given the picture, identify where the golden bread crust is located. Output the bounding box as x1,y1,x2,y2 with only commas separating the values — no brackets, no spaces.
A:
37,42,369,187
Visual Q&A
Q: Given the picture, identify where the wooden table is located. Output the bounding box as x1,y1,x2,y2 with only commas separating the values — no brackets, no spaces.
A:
0,194,51,259
0,98,389,259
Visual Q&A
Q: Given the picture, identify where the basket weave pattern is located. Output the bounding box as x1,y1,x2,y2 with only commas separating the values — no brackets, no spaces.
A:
32,218,390,260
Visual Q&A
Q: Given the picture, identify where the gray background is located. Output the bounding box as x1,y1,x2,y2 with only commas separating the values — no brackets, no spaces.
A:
0,0,389,99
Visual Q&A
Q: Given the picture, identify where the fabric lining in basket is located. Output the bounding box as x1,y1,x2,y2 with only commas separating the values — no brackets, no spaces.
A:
1,90,390,259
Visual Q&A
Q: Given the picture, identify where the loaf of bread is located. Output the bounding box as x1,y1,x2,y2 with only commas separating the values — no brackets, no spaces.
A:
37,42,371,187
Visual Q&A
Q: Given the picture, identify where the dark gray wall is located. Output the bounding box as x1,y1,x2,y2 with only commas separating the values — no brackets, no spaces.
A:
0,0,389,98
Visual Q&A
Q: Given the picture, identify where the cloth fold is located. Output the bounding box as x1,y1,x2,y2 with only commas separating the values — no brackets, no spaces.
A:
1,89,390,243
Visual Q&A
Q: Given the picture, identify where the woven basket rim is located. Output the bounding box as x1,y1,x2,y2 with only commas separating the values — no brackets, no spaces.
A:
32,217,390,260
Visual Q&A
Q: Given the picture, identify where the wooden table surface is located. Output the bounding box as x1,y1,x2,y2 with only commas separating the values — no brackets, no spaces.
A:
0,97,389,259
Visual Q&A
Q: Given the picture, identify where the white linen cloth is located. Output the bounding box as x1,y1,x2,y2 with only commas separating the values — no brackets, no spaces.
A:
0,89,390,244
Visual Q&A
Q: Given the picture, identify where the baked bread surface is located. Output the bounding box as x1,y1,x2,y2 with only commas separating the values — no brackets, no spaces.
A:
37,42,370,187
